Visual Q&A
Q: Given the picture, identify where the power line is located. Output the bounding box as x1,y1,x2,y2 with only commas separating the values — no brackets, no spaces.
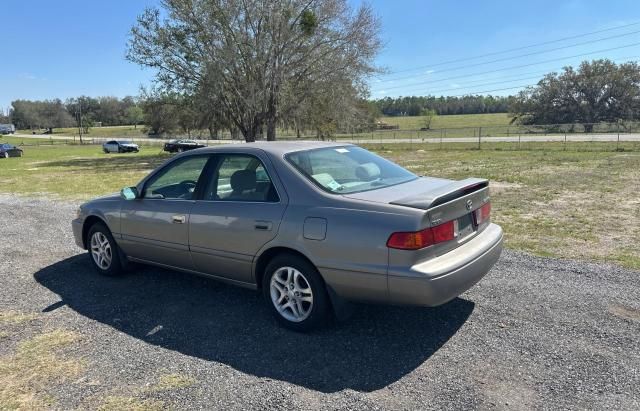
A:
372,43,640,93
378,29,640,84
446,85,532,98
407,55,640,96
381,20,640,76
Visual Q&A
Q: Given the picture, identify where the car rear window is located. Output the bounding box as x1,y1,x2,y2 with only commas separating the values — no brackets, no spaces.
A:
285,146,417,194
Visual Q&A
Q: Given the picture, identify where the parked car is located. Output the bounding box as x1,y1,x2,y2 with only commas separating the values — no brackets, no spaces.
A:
0,124,15,134
72,142,503,331
163,139,206,153
102,140,139,153
0,143,23,158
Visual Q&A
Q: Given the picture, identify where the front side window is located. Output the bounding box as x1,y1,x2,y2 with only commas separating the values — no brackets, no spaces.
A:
286,146,417,194
203,154,278,202
144,156,209,200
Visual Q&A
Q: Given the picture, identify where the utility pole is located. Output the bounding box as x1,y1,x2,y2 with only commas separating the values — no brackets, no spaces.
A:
77,105,83,144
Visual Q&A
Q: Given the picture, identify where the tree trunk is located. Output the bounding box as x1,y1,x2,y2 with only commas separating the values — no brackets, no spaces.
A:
267,118,276,141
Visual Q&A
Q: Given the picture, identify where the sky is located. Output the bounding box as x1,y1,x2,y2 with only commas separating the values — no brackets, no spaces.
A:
1,0,639,112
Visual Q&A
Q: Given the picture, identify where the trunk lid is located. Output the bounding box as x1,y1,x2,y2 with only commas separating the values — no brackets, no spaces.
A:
344,177,489,220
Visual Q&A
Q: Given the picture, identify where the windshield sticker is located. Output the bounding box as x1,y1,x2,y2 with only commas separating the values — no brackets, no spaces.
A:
335,148,350,153
327,180,342,191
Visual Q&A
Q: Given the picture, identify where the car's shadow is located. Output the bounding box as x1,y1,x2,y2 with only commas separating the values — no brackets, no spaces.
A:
34,255,475,393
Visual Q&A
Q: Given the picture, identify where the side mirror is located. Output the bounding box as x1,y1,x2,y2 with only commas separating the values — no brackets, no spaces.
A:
121,187,139,200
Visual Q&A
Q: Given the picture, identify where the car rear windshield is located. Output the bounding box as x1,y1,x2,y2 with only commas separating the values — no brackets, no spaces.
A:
285,146,417,194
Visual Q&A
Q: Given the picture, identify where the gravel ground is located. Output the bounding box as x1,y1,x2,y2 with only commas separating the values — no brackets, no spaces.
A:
1,194,639,410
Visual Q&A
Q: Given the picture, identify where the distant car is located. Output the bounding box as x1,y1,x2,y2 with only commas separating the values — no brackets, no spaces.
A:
0,124,15,135
0,143,23,158
163,139,206,153
103,140,139,153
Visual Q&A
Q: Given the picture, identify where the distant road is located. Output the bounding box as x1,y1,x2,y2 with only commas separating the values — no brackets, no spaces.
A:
11,132,640,145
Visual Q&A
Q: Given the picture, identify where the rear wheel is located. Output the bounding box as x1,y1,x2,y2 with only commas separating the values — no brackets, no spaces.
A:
2,152,8,158
87,223,124,276
263,254,330,332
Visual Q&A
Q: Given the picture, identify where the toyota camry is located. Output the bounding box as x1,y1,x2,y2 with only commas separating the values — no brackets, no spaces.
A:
72,142,503,331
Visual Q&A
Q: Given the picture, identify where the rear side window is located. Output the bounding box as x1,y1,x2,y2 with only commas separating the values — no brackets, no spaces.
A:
203,154,279,202
286,146,417,194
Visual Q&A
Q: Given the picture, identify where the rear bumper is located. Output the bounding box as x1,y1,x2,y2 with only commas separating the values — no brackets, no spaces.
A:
387,223,503,306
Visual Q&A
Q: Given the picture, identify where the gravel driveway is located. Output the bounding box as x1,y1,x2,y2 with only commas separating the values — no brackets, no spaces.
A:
1,195,639,410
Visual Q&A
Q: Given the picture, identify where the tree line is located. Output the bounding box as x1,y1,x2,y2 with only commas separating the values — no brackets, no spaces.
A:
371,95,515,117
10,96,144,132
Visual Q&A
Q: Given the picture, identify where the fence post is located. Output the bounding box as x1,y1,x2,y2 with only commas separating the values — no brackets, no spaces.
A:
478,127,482,150
518,133,521,150
564,132,567,151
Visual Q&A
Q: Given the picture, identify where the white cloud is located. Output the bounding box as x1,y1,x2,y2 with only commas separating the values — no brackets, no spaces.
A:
19,73,38,80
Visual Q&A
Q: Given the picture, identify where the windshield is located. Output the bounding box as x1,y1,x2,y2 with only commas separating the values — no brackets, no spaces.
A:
286,146,417,194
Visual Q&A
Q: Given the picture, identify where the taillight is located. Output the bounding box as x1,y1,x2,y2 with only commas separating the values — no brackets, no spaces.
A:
387,221,456,250
474,202,491,225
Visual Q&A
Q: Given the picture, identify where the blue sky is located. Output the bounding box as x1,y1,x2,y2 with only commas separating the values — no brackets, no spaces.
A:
1,0,639,112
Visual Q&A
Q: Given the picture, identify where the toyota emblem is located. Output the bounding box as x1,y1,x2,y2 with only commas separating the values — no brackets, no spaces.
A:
466,199,473,210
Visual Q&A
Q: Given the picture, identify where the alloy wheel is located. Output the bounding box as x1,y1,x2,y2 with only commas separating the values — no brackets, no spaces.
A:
90,231,112,270
270,266,314,323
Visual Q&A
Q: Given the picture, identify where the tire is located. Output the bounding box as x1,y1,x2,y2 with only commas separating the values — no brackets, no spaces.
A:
177,147,184,153
2,152,8,159
103,148,109,154
118,147,123,153
262,254,330,332
86,223,124,276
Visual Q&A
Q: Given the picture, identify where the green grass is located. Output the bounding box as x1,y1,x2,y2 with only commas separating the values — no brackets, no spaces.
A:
0,139,170,199
1,137,638,270
380,113,513,130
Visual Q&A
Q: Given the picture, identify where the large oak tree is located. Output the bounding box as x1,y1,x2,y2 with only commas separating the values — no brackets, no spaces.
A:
127,0,382,142
510,59,640,131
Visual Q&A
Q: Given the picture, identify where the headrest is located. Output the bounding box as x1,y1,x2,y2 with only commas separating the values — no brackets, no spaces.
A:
355,162,381,181
230,169,257,192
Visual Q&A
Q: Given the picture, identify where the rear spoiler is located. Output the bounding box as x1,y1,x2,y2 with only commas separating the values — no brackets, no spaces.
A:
390,178,489,210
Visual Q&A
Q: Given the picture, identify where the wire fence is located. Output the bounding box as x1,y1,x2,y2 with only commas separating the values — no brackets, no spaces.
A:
7,121,640,152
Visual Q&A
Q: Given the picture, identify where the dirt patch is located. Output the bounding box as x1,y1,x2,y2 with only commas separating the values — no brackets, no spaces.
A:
608,304,640,322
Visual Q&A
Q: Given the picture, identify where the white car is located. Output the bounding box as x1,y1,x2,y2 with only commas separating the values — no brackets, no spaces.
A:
102,140,140,153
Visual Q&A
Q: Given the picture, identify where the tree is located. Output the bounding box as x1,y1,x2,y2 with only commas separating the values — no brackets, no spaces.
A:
127,0,381,142
420,108,437,129
140,88,179,136
510,59,640,131
10,99,74,131
126,105,145,128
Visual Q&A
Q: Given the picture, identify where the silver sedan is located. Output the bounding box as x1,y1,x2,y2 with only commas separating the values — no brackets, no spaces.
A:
72,142,503,331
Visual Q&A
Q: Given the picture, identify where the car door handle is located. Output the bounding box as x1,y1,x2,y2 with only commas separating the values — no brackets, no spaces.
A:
254,220,272,231
172,215,186,224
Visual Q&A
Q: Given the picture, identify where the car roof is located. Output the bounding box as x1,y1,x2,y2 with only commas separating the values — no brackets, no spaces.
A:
193,141,354,156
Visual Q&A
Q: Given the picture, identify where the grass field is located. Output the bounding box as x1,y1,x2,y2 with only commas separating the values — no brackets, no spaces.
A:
379,113,513,130
15,113,515,140
1,137,638,270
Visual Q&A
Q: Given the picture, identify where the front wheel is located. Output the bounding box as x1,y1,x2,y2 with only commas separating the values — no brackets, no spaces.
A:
87,223,124,276
263,254,330,332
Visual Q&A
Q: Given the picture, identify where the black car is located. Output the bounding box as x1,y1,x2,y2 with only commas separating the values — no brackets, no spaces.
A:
0,143,23,158
163,139,206,153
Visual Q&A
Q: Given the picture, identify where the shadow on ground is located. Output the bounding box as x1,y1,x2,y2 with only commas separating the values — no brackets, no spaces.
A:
35,255,474,393
44,154,169,172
